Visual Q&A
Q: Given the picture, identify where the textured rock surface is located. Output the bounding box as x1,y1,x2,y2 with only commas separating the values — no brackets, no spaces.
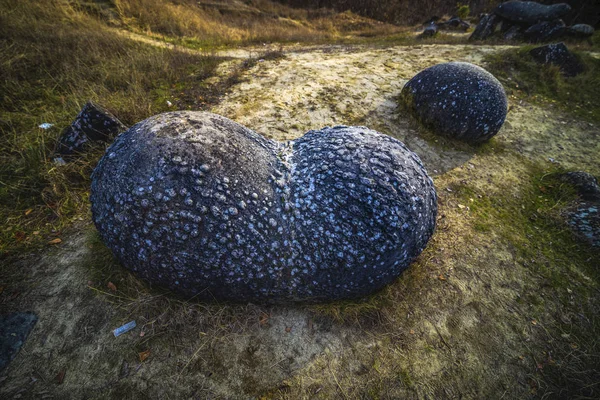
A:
0,312,37,371
524,19,567,43
56,101,127,155
529,42,585,77
400,62,507,143
494,1,571,24
561,172,600,202
91,112,437,302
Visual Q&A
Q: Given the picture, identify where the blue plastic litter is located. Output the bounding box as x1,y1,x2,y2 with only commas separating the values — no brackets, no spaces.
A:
113,320,136,337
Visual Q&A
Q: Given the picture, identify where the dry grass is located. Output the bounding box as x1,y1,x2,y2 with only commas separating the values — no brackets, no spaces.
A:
108,0,399,47
0,0,221,256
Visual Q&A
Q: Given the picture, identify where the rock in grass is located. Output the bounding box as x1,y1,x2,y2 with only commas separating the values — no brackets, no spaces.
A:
90,112,437,303
0,312,37,371
469,13,500,41
420,22,438,38
400,62,507,143
566,24,595,39
524,19,568,43
503,24,523,41
529,42,585,77
493,1,571,24
56,101,127,156
439,16,470,31
560,172,600,202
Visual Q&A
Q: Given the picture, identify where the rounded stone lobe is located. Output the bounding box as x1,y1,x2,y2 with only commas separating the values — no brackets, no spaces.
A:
400,61,508,143
91,112,437,303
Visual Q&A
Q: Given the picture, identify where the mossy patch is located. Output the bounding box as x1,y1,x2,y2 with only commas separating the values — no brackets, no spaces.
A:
485,46,600,123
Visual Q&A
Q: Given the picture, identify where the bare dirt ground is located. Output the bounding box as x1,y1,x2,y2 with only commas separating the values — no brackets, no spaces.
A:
1,41,599,399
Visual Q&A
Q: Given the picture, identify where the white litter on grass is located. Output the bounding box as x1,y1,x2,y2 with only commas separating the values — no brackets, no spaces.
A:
53,157,66,166
166,100,173,107
113,320,136,337
39,123,54,130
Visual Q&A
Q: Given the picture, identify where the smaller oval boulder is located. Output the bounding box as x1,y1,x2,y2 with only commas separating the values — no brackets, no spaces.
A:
400,62,508,143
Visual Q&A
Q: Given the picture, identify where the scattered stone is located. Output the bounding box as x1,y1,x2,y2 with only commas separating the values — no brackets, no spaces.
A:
469,13,499,41
55,101,127,156
439,16,470,31
493,1,571,24
529,42,585,77
524,19,567,43
566,24,595,39
400,62,507,143
0,312,38,371
420,22,438,38
91,112,437,303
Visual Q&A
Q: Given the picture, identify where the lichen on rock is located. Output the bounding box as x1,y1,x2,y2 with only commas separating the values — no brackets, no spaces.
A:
90,111,437,303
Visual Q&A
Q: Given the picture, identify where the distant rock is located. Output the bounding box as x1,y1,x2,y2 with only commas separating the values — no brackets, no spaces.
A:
566,24,595,39
469,13,500,41
91,112,437,303
529,42,585,77
55,101,127,156
524,19,568,43
400,62,507,143
503,24,523,41
0,312,37,371
420,22,438,38
439,16,470,31
493,1,571,24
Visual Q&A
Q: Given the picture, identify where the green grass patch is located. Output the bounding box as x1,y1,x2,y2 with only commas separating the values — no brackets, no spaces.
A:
485,45,600,123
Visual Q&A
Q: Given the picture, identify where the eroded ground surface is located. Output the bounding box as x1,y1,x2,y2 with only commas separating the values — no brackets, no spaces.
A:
1,43,599,399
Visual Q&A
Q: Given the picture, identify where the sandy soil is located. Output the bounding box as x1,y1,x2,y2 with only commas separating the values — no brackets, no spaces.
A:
1,41,599,399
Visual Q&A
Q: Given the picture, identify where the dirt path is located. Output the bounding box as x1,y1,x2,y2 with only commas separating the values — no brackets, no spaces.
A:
1,39,599,399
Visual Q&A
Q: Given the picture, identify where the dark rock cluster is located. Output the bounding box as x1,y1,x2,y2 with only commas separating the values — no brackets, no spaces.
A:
400,62,507,143
91,112,437,303
470,1,594,43
529,42,585,77
56,101,127,156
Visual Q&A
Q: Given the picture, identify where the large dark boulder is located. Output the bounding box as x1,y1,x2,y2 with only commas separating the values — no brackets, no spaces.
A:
524,19,568,42
529,42,585,77
494,1,571,24
0,312,37,371
90,112,437,303
56,101,127,156
400,62,508,143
